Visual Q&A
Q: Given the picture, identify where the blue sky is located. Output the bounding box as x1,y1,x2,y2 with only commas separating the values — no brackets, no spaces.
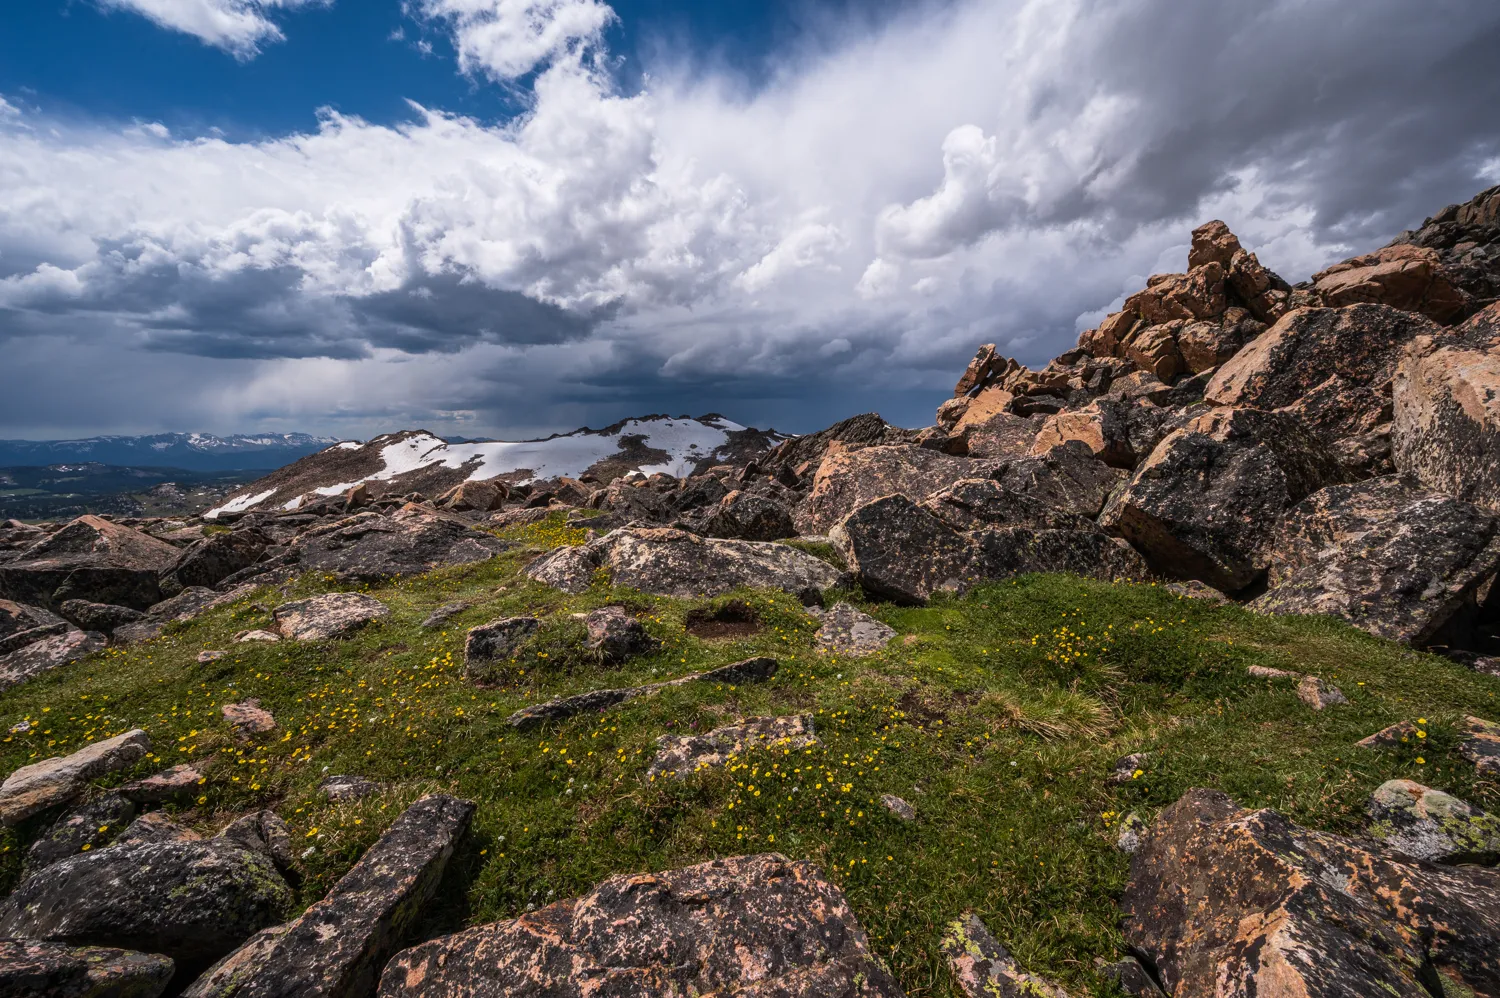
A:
1,0,1498,441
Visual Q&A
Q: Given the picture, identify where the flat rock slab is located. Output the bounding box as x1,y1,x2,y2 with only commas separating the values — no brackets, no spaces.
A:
119,762,211,804
880,794,916,822
376,853,903,998
0,628,106,694
647,715,819,779
290,508,510,582
1367,779,1500,864
57,599,143,633
320,774,383,802
0,838,292,980
1122,788,1500,997
0,939,175,998
940,912,1069,998
421,602,470,628
222,700,276,741
1356,720,1421,750
1459,715,1500,774
0,515,179,610
1,729,150,825
272,592,390,641
526,527,844,603
184,794,475,998
116,812,202,847
506,658,779,731
813,603,896,657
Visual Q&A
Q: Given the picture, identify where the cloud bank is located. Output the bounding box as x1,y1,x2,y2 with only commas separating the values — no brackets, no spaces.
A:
4,0,1500,439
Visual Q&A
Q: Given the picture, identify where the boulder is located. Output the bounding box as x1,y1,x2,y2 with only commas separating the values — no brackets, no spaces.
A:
113,585,257,646
1121,788,1500,998
1274,373,1392,442
233,629,280,644
0,515,179,610
0,598,66,644
0,628,106,694
647,715,819,779
1,729,151,825
940,913,1068,998
1392,317,1500,511
159,530,269,596
1124,263,1227,326
0,939,174,998
1251,477,1500,645
289,508,510,581
216,811,295,876
1100,407,1344,592
1176,311,1265,374
584,606,659,663
832,494,1148,604
507,658,779,731
793,444,1005,535
1459,715,1500,775
1206,304,1439,416
1312,243,1471,323
119,762,212,804
920,479,1095,533
761,413,917,480
526,528,844,603
993,441,1128,517
25,792,138,872
57,599,144,635
221,700,277,742
271,592,390,641
438,478,507,512
812,602,896,657
694,490,795,541
183,795,475,998
1367,779,1500,864
376,853,902,998
0,838,292,980
463,616,541,680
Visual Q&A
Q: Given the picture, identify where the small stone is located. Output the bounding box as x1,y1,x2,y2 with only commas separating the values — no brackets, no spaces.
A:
585,606,660,663
1367,779,1500,864
463,616,541,679
940,912,1070,998
1107,752,1150,785
1116,812,1149,854
320,774,382,802
421,602,470,628
222,699,276,741
648,716,819,779
272,592,391,641
1458,715,1500,774
1164,580,1231,604
198,650,227,663
507,658,780,731
118,762,211,804
1356,720,1420,749
116,811,202,846
0,729,151,825
233,629,281,644
1297,675,1349,710
814,602,897,657
1247,665,1300,679
0,939,175,998
880,794,916,822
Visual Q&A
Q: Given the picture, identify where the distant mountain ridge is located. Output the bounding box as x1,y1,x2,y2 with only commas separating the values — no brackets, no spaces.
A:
0,433,341,472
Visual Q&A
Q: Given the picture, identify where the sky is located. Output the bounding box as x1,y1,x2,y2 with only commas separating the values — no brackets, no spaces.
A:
2,0,1499,442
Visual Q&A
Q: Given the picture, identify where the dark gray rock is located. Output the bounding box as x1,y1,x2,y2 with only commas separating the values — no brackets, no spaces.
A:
584,606,659,663
183,795,475,998
506,658,778,731
290,508,510,582
58,599,145,634
25,792,137,872
160,531,269,596
376,853,902,998
420,602,469,628
0,939,174,998
218,810,296,875
0,515,179,610
463,616,540,681
694,490,796,541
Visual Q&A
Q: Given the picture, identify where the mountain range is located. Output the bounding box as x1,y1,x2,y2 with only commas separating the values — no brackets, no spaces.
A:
0,433,340,472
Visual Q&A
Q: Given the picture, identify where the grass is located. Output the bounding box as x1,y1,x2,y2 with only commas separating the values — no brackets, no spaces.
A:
1,520,1498,996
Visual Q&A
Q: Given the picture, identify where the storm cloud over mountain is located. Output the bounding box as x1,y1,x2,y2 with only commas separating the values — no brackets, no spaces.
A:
2,0,1499,439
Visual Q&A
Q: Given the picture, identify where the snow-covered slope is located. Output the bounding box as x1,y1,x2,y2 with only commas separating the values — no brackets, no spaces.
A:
205,416,783,518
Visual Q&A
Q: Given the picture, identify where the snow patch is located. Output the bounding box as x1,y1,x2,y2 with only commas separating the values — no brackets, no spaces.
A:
205,488,277,519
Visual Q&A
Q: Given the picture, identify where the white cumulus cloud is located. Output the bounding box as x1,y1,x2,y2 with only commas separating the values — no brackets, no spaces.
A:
413,0,616,80
96,0,332,59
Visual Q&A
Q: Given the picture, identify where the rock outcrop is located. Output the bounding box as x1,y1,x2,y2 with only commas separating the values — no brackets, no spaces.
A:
793,444,1004,535
376,853,903,997
272,592,391,641
289,508,510,581
0,515,179,610
0,729,151,825
0,939,175,998
0,627,106,693
647,715,819,779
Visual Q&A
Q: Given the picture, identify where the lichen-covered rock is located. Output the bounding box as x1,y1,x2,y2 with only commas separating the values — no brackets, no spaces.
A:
159,530,269,596
1107,753,1149,786
438,479,507,512
217,810,295,874
289,508,510,581
1,729,150,825
272,592,390,641
57,599,144,635
584,606,658,663
376,853,903,998
0,939,174,998
25,792,137,872
0,515,179,610
647,715,819,779
992,441,1128,517
813,603,896,657
183,795,475,998
1100,407,1344,592
1251,477,1500,645
506,658,778,731
463,616,540,679
0,598,67,647
1392,314,1500,512
1312,243,1471,322
118,763,212,804
833,494,1147,604
1355,720,1420,750
940,912,1068,998
1459,715,1500,775
1121,788,1500,998
0,627,106,694
793,444,1005,534
319,774,382,802
920,479,1095,533
116,812,202,847
0,838,292,980
1367,779,1500,864
113,585,258,646
526,528,844,603
695,490,796,541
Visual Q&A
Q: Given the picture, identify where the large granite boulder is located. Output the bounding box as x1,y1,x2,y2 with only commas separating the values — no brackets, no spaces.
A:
57,599,144,635
0,939,174,998
992,441,1127,517
832,493,1147,603
526,528,844,602
289,508,509,581
182,794,475,998
159,530,269,596
376,853,903,997
0,598,67,646
1252,477,1500,645
1385,184,1500,306
0,627,106,693
1122,788,1500,998
1,729,151,825
1312,243,1472,323
1366,779,1500,865
762,413,916,479
0,838,292,980
693,490,796,541
1100,407,1344,592
0,515,179,610
272,592,391,641
1392,305,1500,511
793,444,1004,535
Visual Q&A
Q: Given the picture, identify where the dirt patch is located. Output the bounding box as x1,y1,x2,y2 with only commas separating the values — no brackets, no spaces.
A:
684,600,764,640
